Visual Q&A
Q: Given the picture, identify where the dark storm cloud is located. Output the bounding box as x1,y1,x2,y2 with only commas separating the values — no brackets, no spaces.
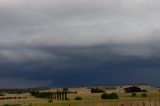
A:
1,0,160,87
1,44,160,87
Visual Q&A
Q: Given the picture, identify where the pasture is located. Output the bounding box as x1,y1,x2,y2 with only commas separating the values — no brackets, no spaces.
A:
0,85,160,106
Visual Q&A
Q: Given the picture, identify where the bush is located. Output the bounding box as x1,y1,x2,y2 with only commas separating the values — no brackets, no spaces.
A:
131,92,137,97
0,93,4,96
75,96,82,100
91,88,105,93
109,93,119,99
101,93,109,99
63,88,69,92
48,99,53,102
101,93,119,99
124,86,147,93
142,93,147,98
3,104,9,106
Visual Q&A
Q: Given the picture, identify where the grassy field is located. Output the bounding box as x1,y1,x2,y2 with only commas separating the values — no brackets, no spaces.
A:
0,85,160,106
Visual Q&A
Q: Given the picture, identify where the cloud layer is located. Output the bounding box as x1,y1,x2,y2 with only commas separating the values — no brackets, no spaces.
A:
0,0,160,88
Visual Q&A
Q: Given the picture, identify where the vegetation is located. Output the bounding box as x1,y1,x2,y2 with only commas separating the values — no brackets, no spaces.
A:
0,93,4,96
0,87,50,94
30,91,51,98
0,97,26,100
0,85,160,106
142,93,147,97
48,99,53,102
3,104,20,106
101,93,119,99
63,88,69,92
131,92,137,97
124,86,147,93
75,96,82,100
91,88,105,93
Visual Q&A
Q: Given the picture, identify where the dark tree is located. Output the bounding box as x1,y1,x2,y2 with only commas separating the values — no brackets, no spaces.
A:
124,86,147,93
91,88,105,93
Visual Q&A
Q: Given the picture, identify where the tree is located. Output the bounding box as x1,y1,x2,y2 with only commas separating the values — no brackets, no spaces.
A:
124,86,147,93
101,93,109,99
91,88,105,93
101,93,119,99
109,93,119,99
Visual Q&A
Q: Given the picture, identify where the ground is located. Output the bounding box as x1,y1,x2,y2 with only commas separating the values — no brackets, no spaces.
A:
0,84,160,106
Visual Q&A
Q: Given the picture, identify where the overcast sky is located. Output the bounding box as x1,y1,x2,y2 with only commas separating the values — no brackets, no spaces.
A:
0,0,160,88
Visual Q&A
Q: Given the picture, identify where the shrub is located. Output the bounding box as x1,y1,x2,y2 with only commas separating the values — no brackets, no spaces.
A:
91,88,105,93
109,93,119,99
75,96,82,100
101,93,119,99
0,93,4,96
101,93,109,99
131,92,137,97
48,99,53,103
63,88,69,92
142,93,147,98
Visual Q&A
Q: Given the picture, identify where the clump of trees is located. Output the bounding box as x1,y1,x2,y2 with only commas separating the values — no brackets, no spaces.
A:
91,88,105,93
75,96,82,100
124,86,147,93
0,87,50,94
30,91,49,98
101,93,119,99
0,97,27,100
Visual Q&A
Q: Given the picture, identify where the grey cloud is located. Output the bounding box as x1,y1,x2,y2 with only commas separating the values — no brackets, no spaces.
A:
1,0,160,87
1,0,160,46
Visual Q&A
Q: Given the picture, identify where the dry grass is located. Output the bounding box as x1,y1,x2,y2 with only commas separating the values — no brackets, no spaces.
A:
0,86,160,106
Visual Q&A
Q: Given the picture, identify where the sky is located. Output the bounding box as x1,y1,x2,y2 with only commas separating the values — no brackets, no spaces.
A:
0,0,160,88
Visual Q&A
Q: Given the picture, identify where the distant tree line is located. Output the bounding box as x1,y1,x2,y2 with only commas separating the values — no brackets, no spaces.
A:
124,86,147,93
0,87,50,94
30,91,51,98
0,97,27,100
